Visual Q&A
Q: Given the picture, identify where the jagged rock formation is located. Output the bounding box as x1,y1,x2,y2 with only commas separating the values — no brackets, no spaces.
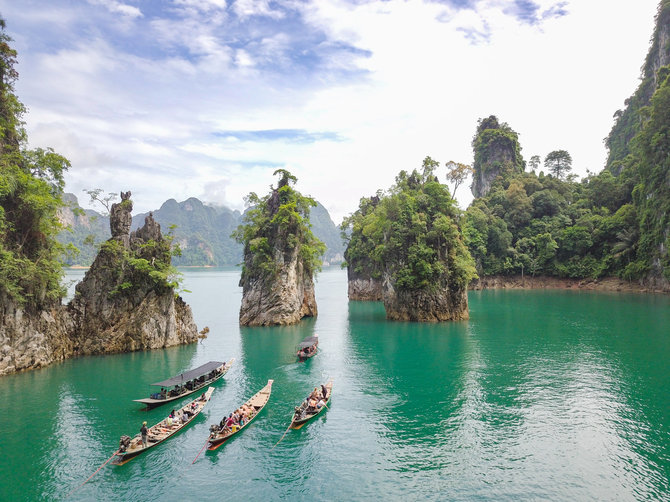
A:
68,193,198,354
0,302,75,375
383,277,469,321
0,193,200,376
235,170,324,326
239,246,318,326
471,116,525,198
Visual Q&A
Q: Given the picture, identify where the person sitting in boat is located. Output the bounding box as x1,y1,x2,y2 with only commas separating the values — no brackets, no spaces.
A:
321,384,328,400
160,388,167,399
306,398,318,413
182,409,191,423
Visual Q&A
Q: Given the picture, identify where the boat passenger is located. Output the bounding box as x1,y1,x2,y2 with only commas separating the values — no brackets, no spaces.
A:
316,399,326,409
140,421,148,448
160,388,167,399
321,384,328,400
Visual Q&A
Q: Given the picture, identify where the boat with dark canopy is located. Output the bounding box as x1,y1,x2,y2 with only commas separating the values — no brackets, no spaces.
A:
114,387,214,465
134,359,233,409
296,334,318,360
290,380,332,429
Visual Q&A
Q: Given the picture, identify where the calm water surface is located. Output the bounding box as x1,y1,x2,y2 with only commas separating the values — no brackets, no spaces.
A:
0,268,668,501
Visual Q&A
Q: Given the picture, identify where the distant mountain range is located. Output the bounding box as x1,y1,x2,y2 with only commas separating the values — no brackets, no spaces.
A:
58,194,344,267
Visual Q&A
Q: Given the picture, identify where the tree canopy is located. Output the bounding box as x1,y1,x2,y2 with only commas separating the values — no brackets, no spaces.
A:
342,157,477,292
0,18,71,309
544,150,573,179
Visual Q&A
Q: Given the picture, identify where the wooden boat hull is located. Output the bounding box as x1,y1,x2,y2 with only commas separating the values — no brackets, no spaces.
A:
134,359,233,409
207,380,273,451
297,350,317,361
113,387,215,465
290,381,333,430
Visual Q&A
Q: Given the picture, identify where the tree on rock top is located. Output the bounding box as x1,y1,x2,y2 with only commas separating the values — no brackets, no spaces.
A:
233,169,326,326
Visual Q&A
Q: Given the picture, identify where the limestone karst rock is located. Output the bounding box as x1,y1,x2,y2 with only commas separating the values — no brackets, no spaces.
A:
69,194,198,354
235,170,324,326
0,192,201,376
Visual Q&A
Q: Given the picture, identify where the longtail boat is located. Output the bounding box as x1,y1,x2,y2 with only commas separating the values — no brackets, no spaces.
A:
207,379,273,451
296,334,318,360
134,359,233,409
113,387,214,465
290,380,333,429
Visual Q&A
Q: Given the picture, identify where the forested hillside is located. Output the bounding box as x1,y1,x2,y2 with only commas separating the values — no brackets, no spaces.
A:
463,1,669,289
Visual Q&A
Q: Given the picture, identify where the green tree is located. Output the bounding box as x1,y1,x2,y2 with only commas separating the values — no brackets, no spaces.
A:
544,150,573,179
445,160,473,201
0,18,71,309
529,155,541,172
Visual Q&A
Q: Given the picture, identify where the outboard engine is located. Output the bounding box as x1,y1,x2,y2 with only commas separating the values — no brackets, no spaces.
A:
118,435,131,452
209,424,220,435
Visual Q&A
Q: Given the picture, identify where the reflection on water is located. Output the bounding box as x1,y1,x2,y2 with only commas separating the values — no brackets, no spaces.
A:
0,269,668,501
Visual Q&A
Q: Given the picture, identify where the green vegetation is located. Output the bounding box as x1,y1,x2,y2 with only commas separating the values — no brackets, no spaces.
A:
233,169,325,282
342,157,477,292
0,19,71,309
472,115,525,176
544,150,573,180
98,232,183,297
621,66,670,281
463,167,636,279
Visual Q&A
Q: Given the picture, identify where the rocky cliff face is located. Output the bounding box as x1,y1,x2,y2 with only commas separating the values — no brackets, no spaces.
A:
0,192,200,376
239,243,317,326
347,267,383,301
382,275,469,321
606,1,670,171
0,300,75,376
69,192,199,355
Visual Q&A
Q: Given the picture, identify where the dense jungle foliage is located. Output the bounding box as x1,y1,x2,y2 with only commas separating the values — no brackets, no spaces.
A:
464,71,669,283
233,169,325,282
0,19,71,309
342,157,477,292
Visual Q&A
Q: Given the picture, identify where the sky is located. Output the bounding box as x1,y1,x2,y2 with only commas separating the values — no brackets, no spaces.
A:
0,0,661,223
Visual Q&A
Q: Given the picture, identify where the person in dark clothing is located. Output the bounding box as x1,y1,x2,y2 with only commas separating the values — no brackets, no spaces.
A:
141,421,148,448
321,384,328,400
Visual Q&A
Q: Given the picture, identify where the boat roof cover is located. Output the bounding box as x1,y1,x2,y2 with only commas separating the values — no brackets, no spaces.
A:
297,336,319,349
151,361,224,387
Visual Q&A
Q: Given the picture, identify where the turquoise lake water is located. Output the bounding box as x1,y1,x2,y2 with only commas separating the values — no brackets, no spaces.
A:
0,268,668,501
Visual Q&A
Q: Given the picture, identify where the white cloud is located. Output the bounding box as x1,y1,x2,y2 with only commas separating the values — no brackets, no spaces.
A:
232,0,286,20
87,0,143,18
6,0,661,224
